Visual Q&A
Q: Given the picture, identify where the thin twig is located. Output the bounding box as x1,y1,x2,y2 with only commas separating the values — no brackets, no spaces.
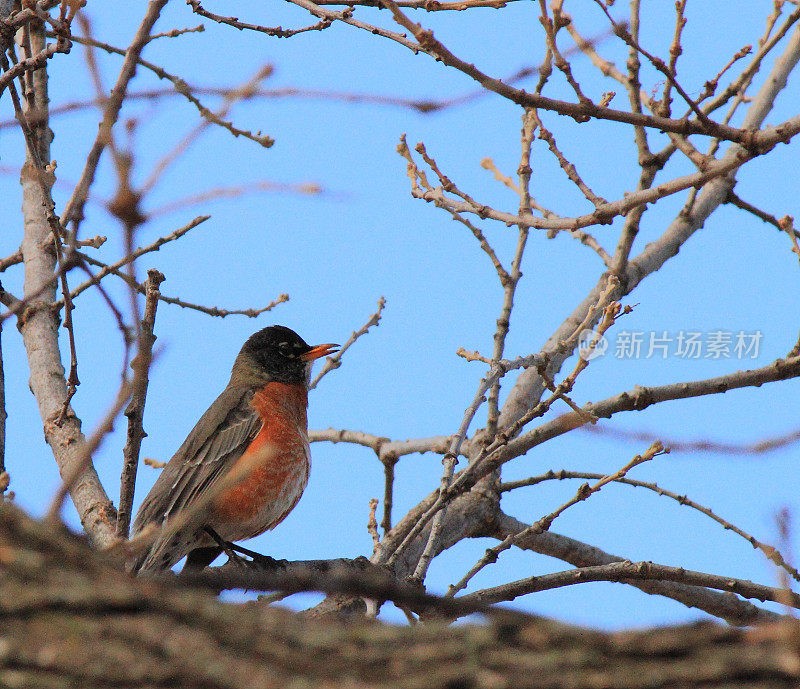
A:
367,498,381,550
0,236,103,274
0,41,61,96
780,215,800,265
537,0,592,106
186,0,334,38
590,0,712,128
0,249,22,273
61,33,276,152
75,251,289,318
381,457,396,535
727,191,794,234
116,269,165,539
64,215,210,302
141,63,274,195
660,0,688,118
499,468,800,583
446,442,666,596
250,0,517,9
148,180,328,218
581,423,800,456
309,296,386,389
61,0,169,230
530,109,609,210
148,24,205,41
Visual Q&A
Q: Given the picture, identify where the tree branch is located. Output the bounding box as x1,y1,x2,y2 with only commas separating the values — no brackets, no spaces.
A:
491,512,780,626
3,502,797,688
116,269,164,539
60,1,169,230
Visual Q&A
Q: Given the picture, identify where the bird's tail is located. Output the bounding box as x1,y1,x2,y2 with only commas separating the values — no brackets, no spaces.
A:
128,526,191,574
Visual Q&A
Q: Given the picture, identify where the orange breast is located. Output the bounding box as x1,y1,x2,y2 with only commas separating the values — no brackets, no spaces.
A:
210,382,310,541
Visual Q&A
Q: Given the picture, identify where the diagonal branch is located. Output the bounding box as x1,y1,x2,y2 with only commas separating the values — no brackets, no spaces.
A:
60,0,168,231
447,441,665,597
490,512,780,626
499,468,800,582
374,0,787,145
309,296,386,389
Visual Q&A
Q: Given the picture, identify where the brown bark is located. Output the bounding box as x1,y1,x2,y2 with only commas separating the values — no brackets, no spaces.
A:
0,504,798,689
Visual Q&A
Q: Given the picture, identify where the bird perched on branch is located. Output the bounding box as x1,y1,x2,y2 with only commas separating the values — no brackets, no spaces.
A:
130,325,337,573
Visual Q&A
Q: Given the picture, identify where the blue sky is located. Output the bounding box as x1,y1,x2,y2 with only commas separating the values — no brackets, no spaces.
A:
2,0,799,628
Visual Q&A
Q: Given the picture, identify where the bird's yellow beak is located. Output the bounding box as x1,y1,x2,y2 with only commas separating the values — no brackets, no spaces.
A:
300,343,339,361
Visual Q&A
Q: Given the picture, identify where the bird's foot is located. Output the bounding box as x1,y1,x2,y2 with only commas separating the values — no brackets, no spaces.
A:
227,542,286,570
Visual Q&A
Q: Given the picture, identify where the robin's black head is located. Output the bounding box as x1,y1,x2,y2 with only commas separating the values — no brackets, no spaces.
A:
235,325,338,386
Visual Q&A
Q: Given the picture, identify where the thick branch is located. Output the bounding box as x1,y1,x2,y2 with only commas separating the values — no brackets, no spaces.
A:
17,17,117,546
1,504,797,688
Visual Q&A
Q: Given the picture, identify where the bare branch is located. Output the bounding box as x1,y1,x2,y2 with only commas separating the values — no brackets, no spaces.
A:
15,16,117,546
141,63,275,195
309,296,386,389
581,423,800,456
458,560,798,612
61,33,276,151
367,498,380,550
499,469,800,583
372,0,791,144
0,41,61,96
530,109,609,210
490,512,780,626
500,20,800,435
116,269,165,539
148,180,328,219
0,249,22,273
465,355,800,495
310,0,515,8
148,24,205,41
447,441,665,597
309,428,457,460
75,251,290,319
61,0,169,230
186,0,334,38
64,215,210,302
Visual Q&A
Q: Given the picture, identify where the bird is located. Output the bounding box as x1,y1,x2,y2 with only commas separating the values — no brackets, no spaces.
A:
130,325,338,573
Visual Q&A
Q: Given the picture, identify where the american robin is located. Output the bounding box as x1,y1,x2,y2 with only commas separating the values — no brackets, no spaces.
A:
130,325,338,573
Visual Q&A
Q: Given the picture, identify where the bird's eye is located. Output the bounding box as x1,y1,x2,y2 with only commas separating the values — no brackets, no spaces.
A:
277,341,294,358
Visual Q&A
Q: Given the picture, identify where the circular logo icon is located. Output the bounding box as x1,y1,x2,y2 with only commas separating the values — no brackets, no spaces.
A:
577,329,608,361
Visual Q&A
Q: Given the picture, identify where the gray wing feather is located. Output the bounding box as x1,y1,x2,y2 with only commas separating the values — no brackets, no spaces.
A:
131,384,261,571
